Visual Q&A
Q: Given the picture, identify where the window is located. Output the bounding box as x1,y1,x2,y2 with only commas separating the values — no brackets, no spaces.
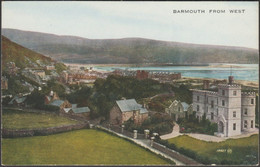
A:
197,105,200,112
197,96,199,102
211,112,214,120
251,99,254,104
217,109,219,116
211,100,214,108
233,123,236,130
206,97,208,103
244,109,248,115
233,111,236,117
178,107,181,112
222,100,225,106
233,91,237,96
251,120,254,128
222,90,225,96
217,98,218,105
244,120,248,128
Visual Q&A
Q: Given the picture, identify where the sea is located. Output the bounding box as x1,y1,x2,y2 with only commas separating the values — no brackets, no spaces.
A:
93,64,259,82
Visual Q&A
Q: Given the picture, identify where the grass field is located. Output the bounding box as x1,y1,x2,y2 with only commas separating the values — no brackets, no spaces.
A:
2,109,80,129
2,129,171,165
167,134,258,164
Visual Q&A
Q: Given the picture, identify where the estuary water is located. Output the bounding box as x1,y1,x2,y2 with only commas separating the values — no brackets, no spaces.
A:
93,64,258,82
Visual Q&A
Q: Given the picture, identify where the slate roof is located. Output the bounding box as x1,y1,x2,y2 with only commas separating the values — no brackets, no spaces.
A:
71,104,77,108
71,107,90,114
181,102,190,111
8,96,27,104
49,100,64,107
116,99,148,114
140,108,148,114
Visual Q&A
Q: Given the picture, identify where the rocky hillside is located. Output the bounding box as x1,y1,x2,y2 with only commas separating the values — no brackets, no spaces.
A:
2,28,259,64
2,36,54,70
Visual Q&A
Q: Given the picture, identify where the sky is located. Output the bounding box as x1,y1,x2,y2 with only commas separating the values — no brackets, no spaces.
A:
2,1,259,49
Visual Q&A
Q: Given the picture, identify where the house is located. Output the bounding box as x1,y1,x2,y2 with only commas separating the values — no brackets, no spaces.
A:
45,91,60,104
110,99,149,125
165,100,193,121
48,99,72,109
191,76,256,137
8,95,27,107
61,105,90,120
1,76,8,90
45,65,55,70
33,70,46,79
68,107,90,118
136,70,149,80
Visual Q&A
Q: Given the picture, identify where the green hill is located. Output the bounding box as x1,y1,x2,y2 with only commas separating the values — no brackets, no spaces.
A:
2,28,259,64
1,35,54,70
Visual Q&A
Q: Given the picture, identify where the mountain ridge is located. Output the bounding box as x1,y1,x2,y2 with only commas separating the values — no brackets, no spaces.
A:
2,28,259,64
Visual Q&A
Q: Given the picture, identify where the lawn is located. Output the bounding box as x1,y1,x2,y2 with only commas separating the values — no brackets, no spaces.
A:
167,134,259,164
2,129,172,165
2,109,80,129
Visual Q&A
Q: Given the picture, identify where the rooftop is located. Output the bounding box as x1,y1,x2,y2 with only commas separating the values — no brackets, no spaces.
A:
49,100,65,107
71,107,90,113
116,99,148,113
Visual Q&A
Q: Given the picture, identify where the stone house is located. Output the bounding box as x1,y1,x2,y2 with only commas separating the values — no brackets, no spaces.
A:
191,76,256,137
61,105,90,120
110,99,149,125
165,100,193,121
48,99,72,110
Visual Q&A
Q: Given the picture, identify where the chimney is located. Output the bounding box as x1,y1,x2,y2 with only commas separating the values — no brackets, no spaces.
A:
50,90,54,96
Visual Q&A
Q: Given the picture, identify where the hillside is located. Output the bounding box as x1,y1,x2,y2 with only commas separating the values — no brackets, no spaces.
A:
1,36,54,70
2,28,259,64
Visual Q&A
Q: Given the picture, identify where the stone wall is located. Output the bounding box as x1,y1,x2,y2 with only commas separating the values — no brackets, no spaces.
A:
153,142,200,165
2,123,89,138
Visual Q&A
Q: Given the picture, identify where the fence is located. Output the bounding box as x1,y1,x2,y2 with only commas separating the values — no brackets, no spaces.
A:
2,123,89,138
152,142,201,165
102,124,145,139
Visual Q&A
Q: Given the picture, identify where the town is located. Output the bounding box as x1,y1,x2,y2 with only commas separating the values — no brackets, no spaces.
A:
1,58,259,165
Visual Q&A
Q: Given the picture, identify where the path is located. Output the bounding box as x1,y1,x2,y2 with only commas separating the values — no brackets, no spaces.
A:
160,123,182,140
160,122,259,142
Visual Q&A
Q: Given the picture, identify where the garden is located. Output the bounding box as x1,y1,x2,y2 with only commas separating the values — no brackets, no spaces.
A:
177,112,218,135
2,129,173,165
2,109,80,129
166,134,259,165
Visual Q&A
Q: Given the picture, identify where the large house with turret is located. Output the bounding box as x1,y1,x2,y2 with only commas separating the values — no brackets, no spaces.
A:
191,76,256,137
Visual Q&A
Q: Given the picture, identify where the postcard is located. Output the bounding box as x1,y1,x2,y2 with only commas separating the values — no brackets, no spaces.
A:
1,1,259,166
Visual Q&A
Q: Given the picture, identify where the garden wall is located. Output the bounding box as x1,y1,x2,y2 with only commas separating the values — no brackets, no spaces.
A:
2,123,89,138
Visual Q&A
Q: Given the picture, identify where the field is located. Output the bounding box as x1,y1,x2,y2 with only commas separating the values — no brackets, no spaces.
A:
167,134,258,164
2,109,80,129
2,129,171,165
